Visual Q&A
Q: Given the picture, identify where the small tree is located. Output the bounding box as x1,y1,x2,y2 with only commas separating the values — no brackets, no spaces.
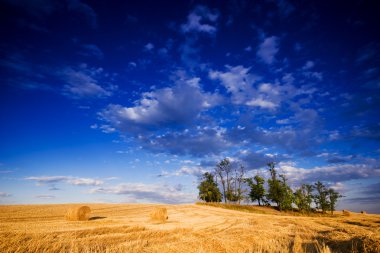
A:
246,175,266,206
279,174,294,211
215,158,232,203
327,188,342,215
229,164,246,204
267,162,281,208
294,184,313,213
198,172,222,202
313,181,329,213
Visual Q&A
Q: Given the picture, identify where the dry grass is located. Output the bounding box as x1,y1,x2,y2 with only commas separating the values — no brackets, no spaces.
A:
0,203,379,253
65,206,91,221
150,207,168,224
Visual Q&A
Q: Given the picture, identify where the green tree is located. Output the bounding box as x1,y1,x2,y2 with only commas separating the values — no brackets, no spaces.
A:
267,162,282,209
327,188,342,215
246,175,266,206
279,174,294,211
313,181,329,213
294,184,313,213
267,162,293,211
266,162,293,211
198,172,222,202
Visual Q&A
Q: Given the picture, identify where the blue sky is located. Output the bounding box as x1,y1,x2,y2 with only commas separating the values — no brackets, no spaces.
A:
0,0,379,213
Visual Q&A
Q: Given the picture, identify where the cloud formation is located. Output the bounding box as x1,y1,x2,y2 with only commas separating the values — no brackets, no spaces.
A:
100,77,222,130
61,65,116,99
181,5,219,34
25,176,104,186
257,36,279,64
0,192,11,197
278,159,380,185
90,182,196,204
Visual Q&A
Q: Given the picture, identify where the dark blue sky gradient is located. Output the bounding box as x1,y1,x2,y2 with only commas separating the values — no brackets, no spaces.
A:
0,0,379,212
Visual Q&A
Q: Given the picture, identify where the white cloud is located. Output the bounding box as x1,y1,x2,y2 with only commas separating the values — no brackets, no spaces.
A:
144,43,154,51
278,159,380,185
245,46,252,52
257,36,279,64
100,77,222,129
61,65,116,99
302,60,315,70
158,166,206,177
90,182,196,204
181,5,219,34
25,176,104,186
246,98,277,109
209,65,256,104
35,195,55,199
139,126,231,157
210,66,314,110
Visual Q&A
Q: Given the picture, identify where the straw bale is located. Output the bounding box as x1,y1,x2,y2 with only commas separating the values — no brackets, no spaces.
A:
65,206,91,221
150,207,168,223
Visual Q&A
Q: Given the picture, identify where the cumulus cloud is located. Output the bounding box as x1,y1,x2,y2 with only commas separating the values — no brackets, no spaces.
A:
90,182,196,204
210,65,316,110
257,36,279,64
25,176,104,186
100,77,222,131
181,5,219,34
209,65,257,104
61,65,116,99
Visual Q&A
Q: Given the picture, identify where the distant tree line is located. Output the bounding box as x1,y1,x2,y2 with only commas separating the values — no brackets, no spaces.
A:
198,159,342,214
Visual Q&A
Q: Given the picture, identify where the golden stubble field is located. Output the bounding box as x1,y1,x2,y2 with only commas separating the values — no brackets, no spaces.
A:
0,203,379,253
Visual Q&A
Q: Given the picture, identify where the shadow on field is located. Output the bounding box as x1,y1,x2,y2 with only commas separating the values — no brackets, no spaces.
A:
316,233,380,253
89,216,106,220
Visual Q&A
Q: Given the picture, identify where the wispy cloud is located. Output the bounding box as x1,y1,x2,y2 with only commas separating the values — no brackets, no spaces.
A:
158,166,206,178
35,195,55,199
90,182,196,204
144,42,155,51
79,44,104,59
0,192,12,197
181,5,219,34
25,176,104,186
257,36,279,65
61,65,116,99
278,159,380,185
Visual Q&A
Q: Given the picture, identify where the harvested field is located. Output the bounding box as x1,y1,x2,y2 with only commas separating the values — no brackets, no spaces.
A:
0,203,379,253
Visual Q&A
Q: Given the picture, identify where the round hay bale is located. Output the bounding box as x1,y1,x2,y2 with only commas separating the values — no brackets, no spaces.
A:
342,209,351,216
150,207,168,223
65,206,91,221
361,210,367,214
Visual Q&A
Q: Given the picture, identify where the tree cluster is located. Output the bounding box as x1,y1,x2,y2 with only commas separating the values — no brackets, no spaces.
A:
198,159,343,214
